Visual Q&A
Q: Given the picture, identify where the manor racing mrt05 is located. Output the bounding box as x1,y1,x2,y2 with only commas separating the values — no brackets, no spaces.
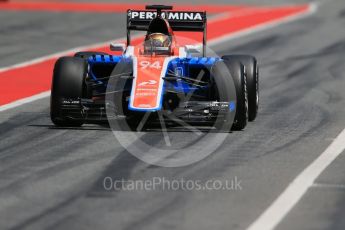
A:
50,5,259,131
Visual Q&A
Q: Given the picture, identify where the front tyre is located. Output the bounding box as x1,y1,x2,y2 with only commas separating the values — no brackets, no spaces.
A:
50,57,87,127
222,55,258,121
212,61,246,132
223,60,248,130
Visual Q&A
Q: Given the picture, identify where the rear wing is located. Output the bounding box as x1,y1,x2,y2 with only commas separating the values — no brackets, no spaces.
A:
127,10,207,32
126,5,207,56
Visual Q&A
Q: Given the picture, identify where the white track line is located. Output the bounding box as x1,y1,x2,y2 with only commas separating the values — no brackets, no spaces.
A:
209,3,318,47
0,91,51,112
0,40,113,74
0,3,317,112
0,31,145,74
246,128,345,230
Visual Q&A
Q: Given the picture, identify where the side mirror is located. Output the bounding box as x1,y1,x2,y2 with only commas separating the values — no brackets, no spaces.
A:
185,44,202,54
110,43,126,52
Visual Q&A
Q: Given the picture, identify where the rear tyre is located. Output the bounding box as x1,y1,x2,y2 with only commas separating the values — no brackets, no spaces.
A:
50,57,87,127
74,51,108,59
222,55,258,121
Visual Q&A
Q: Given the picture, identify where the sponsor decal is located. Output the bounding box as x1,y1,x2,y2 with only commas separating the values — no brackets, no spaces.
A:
130,57,167,110
62,99,80,105
129,11,204,21
138,80,157,87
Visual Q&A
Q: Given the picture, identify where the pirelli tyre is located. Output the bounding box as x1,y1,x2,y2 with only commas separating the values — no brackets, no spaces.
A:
50,57,87,127
212,61,247,131
222,60,248,130
222,55,258,121
74,51,109,59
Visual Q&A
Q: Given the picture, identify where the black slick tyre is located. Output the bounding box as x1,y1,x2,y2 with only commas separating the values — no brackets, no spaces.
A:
222,55,258,121
222,60,248,130
50,57,87,127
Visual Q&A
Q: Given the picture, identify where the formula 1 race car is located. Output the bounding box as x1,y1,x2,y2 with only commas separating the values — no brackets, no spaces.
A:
50,5,259,131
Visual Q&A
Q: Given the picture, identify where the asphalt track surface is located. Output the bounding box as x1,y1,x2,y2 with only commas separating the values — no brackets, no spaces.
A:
1,0,345,230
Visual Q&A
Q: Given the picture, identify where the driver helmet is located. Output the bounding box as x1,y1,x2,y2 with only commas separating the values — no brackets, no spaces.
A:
145,33,172,49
